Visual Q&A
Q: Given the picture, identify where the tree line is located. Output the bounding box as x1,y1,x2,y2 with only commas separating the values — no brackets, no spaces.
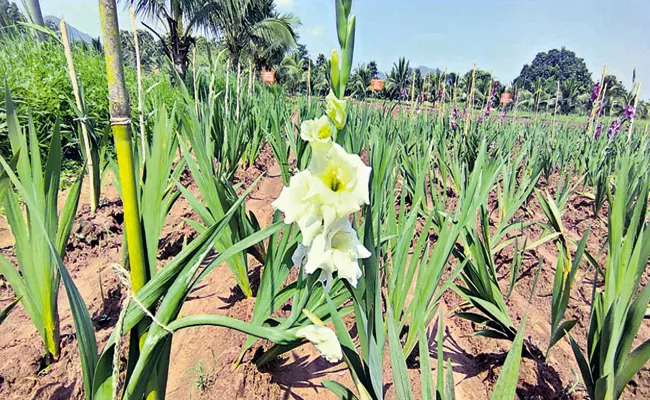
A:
277,46,648,119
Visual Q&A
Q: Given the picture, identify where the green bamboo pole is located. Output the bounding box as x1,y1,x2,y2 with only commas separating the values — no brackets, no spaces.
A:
98,0,148,292
24,0,47,41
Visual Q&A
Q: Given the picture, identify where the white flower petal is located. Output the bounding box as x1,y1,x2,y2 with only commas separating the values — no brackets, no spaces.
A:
296,325,342,363
301,217,370,289
300,116,332,146
292,244,309,269
308,143,371,219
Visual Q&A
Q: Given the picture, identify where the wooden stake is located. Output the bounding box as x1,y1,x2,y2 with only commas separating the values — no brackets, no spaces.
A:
61,20,99,213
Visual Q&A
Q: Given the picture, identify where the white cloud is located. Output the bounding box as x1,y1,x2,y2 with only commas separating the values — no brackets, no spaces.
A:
276,0,294,9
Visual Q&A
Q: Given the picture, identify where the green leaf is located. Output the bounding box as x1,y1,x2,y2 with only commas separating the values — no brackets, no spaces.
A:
386,304,414,400
419,323,434,400
569,335,594,399
0,296,21,325
489,312,527,400
56,169,84,258
445,359,456,400
322,380,359,400
548,319,578,354
615,339,650,398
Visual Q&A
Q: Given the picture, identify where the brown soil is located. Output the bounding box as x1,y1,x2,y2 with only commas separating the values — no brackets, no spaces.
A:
0,144,648,399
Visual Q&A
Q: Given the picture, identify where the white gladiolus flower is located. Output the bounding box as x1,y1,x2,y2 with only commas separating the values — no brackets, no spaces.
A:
308,143,371,219
326,91,347,130
296,325,343,363
272,170,324,246
304,218,370,289
300,116,332,146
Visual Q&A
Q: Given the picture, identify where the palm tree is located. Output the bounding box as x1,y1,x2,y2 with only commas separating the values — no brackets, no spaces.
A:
350,64,372,99
559,78,588,114
126,0,212,78
209,0,298,69
367,60,378,79
279,52,305,94
126,0,297,79
385,57,411,100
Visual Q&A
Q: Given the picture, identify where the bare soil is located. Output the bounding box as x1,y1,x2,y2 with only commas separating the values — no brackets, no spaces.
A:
0,145,648,399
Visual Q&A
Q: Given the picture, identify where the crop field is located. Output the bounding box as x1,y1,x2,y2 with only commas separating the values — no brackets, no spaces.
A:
0,1,649,400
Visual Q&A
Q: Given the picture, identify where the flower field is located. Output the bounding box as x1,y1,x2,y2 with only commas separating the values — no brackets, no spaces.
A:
1,1,649,399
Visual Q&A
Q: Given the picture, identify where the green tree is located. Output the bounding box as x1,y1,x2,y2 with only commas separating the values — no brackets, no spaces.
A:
0,0,24,28
126,0,214,78
514,47,593,99
210,0,298,70
350,63,372,99
368,60,378,79
601,74,628,115
120,29,164,72
312,53,330,96
385,57,411,100
559,78,589,114
278,52,305,93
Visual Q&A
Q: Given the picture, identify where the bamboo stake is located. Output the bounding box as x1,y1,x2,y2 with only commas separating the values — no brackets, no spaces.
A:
552,80,560,138
588,65,607,132
60,20,99,213
236,61,241,120
627,83,642,141
464,63,476,136
99,0,148,292
307,57,311,103
248,59,253,97
193,46,198,115
129,7,146,164
410,69,416,114
225,59,230,117
440,71,447,117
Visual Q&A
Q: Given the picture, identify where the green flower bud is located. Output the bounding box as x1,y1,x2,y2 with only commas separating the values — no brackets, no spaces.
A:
342,0,352,18
331,49,340,98
340,15,355,92
326,91,347,130
335,0,347,48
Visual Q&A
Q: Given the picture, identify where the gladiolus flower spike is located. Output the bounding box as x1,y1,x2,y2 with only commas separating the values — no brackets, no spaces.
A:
273,93,371,293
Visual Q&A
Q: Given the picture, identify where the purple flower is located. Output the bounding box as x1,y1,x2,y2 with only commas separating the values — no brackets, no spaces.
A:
452,105,460,120
437,87,443,100
595,123,603,138
625,104,635,120
499,106,509,121
451,120,457,130
607,119,621,138
400,89,408,99
591,82,600,102
485,81,499,118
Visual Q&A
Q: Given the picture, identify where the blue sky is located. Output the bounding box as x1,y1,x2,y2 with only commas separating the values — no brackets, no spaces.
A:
39,0,650,97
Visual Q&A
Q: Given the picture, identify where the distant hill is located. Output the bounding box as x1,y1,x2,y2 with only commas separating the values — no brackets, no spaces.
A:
44,16,93,44
415,65,441,76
